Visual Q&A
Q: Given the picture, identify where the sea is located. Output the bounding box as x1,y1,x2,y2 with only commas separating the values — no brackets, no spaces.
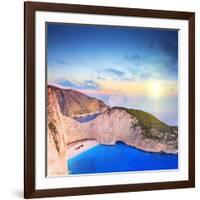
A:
67,141,178,175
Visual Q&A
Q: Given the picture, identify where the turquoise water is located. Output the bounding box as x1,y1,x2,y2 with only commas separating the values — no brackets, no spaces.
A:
68,142,178,175
73,113,99,123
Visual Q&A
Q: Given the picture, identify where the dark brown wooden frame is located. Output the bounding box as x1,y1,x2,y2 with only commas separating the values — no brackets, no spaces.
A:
24,1,195,198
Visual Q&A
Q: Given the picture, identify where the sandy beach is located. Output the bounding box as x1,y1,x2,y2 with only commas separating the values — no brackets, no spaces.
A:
67,139,99,159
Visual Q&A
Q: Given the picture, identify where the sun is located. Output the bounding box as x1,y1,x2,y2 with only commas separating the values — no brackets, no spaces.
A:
148,81,163,98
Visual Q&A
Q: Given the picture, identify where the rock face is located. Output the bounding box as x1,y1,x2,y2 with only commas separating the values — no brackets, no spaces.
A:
84,108,178,154
47,85,178,176
49,85,109,117
47,87,68,176
47,85,109,176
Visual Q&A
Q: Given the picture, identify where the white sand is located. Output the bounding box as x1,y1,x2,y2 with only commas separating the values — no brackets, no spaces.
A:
67,140,99,159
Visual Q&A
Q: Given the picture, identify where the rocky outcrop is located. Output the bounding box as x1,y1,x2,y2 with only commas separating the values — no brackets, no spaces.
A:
49,85,109,117
47,85,178,176
47,87,68,176
83,108,177,154
50,106,177,154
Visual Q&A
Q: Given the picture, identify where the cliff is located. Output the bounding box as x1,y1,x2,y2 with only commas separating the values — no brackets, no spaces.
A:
47,85,178,176
84,108,178,154
49,85,109,117
47,87,68,176
47,85,106,175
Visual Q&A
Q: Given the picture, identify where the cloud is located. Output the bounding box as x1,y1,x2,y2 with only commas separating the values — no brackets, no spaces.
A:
124,54,141,63
121,38,178,81
48,58,68,67
83,80,100,89
124,41,178,81
139,71,159,80
58,79,77,88
103,68,125,76
56,59,68,65
57,79,100,90
146,40,178,72
98,68,132,81
160,42,178,60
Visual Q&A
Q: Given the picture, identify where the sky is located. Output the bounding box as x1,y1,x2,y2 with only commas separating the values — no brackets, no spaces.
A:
47,23,178,126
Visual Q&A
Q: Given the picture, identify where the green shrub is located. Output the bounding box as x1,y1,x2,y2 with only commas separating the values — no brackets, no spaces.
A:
113,107,177,142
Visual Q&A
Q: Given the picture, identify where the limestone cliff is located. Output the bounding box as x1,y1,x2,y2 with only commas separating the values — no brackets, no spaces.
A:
84,108,177,154
49,85,109,117
47,85,178,176
47,87,68,176
47,85,108,176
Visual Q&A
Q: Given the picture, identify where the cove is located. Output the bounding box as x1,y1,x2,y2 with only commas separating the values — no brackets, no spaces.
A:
67,141,178,175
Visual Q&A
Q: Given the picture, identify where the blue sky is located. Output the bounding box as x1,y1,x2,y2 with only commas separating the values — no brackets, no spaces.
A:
47,23,178,126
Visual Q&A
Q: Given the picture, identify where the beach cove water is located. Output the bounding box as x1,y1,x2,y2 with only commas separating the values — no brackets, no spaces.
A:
68,142,178,175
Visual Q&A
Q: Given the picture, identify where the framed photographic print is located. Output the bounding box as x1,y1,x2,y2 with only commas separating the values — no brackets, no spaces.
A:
24,1,195,198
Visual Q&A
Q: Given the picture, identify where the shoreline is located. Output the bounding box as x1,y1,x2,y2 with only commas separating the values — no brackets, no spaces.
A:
67,139,99,160
67,140,177,159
